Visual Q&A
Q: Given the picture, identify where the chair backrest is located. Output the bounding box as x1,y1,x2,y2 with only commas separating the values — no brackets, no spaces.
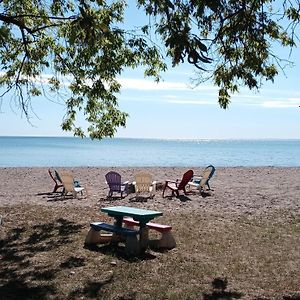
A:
105,171,122,192
59,172,75,193
48,169,60,184
135,172,152,193
54,170,62,183
200,165,215,189
178,170,194,190
203,165,215,180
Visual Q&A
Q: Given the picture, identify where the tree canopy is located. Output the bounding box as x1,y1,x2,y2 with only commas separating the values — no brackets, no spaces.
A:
0,0,299,139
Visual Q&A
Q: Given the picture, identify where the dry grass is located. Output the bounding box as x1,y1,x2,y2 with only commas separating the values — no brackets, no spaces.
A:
1,203,300,300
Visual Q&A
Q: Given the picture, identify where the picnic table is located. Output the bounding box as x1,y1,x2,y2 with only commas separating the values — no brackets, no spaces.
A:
101,205,163,252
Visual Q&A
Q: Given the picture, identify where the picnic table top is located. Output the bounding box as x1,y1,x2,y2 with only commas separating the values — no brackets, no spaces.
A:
101,206,163,223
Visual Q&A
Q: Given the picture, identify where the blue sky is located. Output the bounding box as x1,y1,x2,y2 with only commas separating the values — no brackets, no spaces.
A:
0,5,299,139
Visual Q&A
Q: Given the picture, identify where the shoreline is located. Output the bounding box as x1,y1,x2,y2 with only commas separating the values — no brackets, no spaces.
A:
1,165,300,168
1,166,299,217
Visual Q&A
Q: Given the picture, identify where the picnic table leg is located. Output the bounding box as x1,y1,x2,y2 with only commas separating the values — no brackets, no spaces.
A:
125,235,140,256
120,217,140,256
111,216,124,243
139,223,149,252
114,216,123,228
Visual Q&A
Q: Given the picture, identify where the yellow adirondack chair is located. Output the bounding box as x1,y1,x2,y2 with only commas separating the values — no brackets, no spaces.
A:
134,172,156,199
59,171,86,199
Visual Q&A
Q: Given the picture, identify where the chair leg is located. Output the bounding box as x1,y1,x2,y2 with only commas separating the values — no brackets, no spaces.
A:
162,185,166,198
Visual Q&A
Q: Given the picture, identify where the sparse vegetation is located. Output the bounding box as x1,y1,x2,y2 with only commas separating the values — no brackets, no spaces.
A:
1,203,300,299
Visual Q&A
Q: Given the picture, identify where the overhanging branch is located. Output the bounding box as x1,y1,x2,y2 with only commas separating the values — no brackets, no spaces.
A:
0,13,78,35
0,13,34,34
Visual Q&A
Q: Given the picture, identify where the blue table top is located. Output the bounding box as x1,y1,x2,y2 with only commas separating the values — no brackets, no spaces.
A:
101,206,163,223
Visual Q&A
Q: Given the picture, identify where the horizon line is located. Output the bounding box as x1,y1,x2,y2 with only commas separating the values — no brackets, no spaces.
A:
0,135,299,141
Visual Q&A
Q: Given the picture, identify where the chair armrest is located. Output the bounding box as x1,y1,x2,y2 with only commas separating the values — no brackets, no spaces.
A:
192,175,203,180
165,180,177,184
151,181,157,192
187,181,199,187
190,176,202,184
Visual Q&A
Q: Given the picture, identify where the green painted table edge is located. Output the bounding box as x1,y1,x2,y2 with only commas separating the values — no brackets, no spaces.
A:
101,206,163,224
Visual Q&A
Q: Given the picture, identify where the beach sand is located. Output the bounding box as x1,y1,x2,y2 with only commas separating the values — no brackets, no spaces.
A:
1,167,300,299
0,166,299,216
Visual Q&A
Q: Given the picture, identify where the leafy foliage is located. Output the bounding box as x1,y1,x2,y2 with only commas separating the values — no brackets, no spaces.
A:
0,0,299,138
137,0,300,108
0,0,166,138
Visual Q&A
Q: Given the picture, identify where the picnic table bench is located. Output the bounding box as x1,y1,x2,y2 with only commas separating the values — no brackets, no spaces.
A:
90,222,139,236
85,222,140,255
123,217,176,249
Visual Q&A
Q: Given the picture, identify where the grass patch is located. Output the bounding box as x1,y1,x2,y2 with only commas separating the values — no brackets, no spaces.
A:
1,204,300,299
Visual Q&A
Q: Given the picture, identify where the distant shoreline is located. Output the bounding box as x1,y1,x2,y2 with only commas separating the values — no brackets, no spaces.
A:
0,135,300,141
1,164,300,168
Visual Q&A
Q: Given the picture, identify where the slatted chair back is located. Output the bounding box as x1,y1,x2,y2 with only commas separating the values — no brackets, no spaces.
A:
201,165,215,190
135,172,152,193
48,169,63,193
177,170,194,190
59,172,76,196
105,171,122,192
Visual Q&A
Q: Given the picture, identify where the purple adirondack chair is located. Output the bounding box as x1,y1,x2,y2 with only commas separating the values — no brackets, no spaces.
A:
105,171,129,198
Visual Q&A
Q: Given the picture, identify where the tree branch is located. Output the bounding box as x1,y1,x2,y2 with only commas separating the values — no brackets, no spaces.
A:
9,13,78,21
0,13,78,35
0,13,34,34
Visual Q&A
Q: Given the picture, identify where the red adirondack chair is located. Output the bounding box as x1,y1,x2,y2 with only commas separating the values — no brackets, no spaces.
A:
162,169,194,198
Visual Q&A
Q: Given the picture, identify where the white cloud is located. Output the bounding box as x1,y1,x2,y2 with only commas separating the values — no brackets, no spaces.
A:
288,98,300,102
118,78,185,90
261,101,298,108
0,72,72,87
118,78,217,92
167,99,215,105
258,95,300,108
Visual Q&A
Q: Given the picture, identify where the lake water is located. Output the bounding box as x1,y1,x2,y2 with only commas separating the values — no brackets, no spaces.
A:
0,136,299,167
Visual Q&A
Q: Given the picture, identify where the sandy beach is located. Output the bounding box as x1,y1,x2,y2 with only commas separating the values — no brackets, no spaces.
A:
1,166,299,215
1,166,300,299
